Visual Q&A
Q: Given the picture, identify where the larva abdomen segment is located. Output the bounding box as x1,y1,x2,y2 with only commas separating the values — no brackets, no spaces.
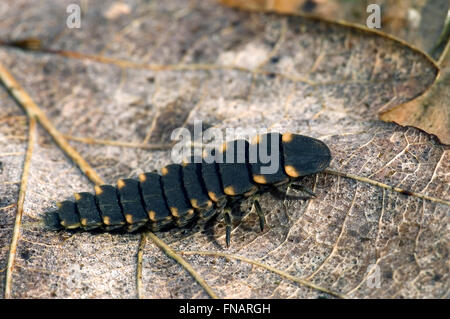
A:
75,192,102,230
219,139,256,196
139,172,173,231
45,132,332,234
201,159,226,204
117,179,148,232
249,133,289,185
95,185,125,231
57,201,80,229
182,160,213,219
161,164,196,227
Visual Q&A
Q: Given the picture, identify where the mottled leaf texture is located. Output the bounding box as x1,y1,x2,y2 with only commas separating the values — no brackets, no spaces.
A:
220,0,450,60
0,0,447,299
380,41,450,145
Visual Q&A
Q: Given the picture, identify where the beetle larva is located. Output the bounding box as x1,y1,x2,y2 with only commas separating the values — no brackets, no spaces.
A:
44,132,331,246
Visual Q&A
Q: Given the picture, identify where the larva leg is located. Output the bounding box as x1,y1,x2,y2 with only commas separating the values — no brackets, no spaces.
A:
289,182,317,198
223,207,232,248
251,194,265,232
269,186,311,201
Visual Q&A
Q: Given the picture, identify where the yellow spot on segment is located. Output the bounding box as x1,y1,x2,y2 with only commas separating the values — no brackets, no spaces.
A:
190,199,199,208
244,186,258,196
139,174,147,182
56,202,62,209
81,218,87,226
253,175,267,184
251,135,260,145
65,222,81,229
208,191,218,202
149,211,156,221
187,209,194,217
170,207,179,217
282,133,294,143
202,148,214,158
285,165,300,177
74,193,81,201
221,142,227,153
60,220,66,227
125,214,133,224
205,200,213,209
161,167,169,175
224,186,236,196
103,216,111,225
94,185,103,195
117,179,126,189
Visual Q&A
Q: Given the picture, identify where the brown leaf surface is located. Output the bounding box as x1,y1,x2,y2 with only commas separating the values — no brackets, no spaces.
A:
220,0,450,59
220,0,450,146
380,41,450,144
0,0,448,299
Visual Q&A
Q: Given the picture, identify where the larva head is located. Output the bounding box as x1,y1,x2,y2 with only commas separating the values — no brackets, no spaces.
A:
282,133,331,178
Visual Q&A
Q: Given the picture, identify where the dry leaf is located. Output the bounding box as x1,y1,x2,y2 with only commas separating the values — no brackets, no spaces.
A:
220,0,310,14
219,0,450,59
0,0,447,299
380,42,450,144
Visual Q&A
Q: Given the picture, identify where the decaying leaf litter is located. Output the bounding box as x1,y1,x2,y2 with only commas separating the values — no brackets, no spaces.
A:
0,0,448,298
221,0,450,144
220,0,450,60
380,39,450,144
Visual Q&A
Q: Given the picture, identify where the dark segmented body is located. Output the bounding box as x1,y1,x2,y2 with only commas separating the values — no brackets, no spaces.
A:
45,133,331,233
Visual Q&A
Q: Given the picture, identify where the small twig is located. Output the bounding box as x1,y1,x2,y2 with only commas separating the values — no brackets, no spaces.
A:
0,152,26,157
63,134,173,150
0,204,17,211
0,59,160,297
0,61,105,186
0,58,217,300
4,117,36,299
136,233,147,299
146,233,219,299
180,250,346,299
2,45,315,85
0,37,42,50
323,168,450,206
